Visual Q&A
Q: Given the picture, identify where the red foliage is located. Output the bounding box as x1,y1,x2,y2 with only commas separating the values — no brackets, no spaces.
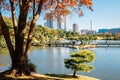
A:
1,0,93,20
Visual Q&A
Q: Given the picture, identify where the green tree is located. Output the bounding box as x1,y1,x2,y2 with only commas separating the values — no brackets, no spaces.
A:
79,35,89,45
114,33,120,40
57,29,66,39
103,32,112,40
3,17,13,28
2,17,14,35
67,32,79,40
0,36,6,47
64,50,96,78
0,0,93,76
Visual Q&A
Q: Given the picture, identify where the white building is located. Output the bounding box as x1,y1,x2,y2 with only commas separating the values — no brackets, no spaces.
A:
80,29,96,35
44,16,67,31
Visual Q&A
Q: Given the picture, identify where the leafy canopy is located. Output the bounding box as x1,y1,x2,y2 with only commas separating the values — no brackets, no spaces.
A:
64,50,96,72
0,0,93,20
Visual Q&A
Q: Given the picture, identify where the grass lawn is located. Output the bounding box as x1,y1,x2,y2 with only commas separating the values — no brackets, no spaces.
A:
0,73,100,80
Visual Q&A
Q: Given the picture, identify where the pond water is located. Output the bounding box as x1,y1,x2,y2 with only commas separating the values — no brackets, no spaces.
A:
0,47,120,80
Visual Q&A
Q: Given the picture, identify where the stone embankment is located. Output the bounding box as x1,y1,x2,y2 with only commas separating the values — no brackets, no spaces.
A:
68,44,97,49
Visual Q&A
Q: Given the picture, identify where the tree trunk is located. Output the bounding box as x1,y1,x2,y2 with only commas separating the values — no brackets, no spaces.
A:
0,0,44,76
13,33,31,75
0,7,31,76
11,0,32,75
25,0,44,56
73,70,77,78
12,53,31,75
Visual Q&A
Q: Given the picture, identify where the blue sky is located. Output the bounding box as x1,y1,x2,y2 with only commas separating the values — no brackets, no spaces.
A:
71,0,120,31
37,0,120,31
2,0,120,31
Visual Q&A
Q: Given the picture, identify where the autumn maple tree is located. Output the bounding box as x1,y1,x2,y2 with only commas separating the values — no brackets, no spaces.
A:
0,0,93,76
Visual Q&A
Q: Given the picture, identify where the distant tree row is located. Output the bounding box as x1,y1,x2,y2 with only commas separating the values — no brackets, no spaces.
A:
1,17,120,48
0,17,97,47
97,32,120,40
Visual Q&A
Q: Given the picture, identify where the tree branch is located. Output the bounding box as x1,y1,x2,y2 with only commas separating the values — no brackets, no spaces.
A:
19,0,22,9
25,0,44,56
17,0,31,34
0,11,15,65
55,0,59,11
10,0,18,49
15,0,31,56
33,0,35,17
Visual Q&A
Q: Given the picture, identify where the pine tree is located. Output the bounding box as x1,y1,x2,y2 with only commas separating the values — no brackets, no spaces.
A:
64,50,96,77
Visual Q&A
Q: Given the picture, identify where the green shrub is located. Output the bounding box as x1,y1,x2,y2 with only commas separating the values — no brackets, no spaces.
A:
29,61,36,72
64,50,96,77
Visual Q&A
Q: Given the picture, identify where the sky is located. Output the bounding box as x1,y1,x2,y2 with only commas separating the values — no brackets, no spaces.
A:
37,0,120,31
71,0,120,31
2,0,120,31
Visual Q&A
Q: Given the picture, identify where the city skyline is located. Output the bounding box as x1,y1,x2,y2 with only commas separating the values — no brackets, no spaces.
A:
37,0,120,31
70,0,120,31
2,0,120,31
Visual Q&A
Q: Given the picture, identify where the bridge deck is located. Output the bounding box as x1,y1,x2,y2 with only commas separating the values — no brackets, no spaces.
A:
97,42,120,45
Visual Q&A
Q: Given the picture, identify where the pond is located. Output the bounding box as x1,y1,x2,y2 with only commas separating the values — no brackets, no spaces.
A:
0,47,120,80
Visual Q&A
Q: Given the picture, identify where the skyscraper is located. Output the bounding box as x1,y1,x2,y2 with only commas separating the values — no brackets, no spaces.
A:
64,16,67,31
44,19,57,29
73,23,79,32
44,15,67,30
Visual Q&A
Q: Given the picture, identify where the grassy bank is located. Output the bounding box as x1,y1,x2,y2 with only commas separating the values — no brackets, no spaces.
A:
0,73,100,80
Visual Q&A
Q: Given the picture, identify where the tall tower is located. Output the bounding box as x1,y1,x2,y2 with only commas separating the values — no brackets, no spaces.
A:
90,20,96,34
90,20,93,31
44,15,67,30
73,23,79,32
64,16,67,31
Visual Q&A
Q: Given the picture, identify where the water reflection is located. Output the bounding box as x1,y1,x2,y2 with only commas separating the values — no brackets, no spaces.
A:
0,48,11,72
29,47,72,74
0,47,120,80
29,47,120,80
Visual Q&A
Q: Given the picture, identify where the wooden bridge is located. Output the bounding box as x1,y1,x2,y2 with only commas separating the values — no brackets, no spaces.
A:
96,41,120,47
41,39,120,47
47,43,79,47
46,41,120,47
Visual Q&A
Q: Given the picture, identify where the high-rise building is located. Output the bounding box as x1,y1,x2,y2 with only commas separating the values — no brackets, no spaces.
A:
44,19,57,29
44,16,67,30
73,23,79,32
98,28,120,34
57,16,64,30
63,16,67,31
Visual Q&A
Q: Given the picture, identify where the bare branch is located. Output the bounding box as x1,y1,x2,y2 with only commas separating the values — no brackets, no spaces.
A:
19,0,22,9
55,0,59,11
25,0,44,56
33,0,35,17
10,0,18,35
